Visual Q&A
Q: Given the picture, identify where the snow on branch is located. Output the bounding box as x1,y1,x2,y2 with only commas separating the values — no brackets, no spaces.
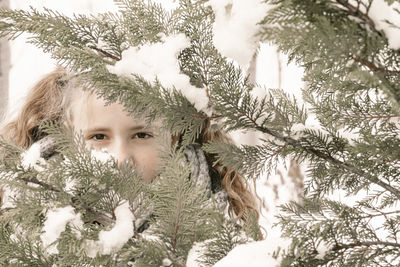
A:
107,33,210,114
40,206,83,255
20,142,46,172
85,201,134,257
208,0,269,68
369,0,400,49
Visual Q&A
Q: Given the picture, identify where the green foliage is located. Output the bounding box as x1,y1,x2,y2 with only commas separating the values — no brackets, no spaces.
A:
257,0,400,265
0,123,232,265
0,0,268,264
2,0,367,265
243,209,263,241
138,145,217,264
2,0,400,265
114,0,173,45
279,199,400,266
0,223,51,266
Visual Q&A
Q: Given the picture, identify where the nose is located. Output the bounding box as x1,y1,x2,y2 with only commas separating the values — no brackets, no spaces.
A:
110,139,133,166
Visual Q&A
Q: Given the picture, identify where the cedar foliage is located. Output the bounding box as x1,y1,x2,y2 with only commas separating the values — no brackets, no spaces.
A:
0,0,261,266
2,0,398,265
258,0,400,266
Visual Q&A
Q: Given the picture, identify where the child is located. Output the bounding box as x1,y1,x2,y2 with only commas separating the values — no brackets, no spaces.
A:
1,67,258,220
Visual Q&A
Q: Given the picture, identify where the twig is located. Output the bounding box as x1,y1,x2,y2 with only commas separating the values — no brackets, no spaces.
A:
333,240,400,250
362,114,398,119
193,114,223,120
20,177,60,192
335,0,376,30
88,45,121,61
361,209,400,219
196,47,212,99
172,218,179,255
349,54,400,73
111,203,116,220
172,197,181,255
19,176,114,226
271,143,287,158
239,112,400,200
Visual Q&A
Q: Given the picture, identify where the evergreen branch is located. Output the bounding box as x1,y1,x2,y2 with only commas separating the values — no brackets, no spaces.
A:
203,140,284,178
19,176,61,193
303,87,397,133
88,45,121,61
193,114,223,120
149,147,214,261
362,114,398,120
361,209,400,219
262,1,400,265
333,240,400,250
334,0,376,30
0,8,92,50
7,152,117,227
272,143,288,158
279,199,398,265
0,225,51,266
199,214,248,266
18,176,114,226
0,8,126,71
172,187,183,255
114,0,170,46
244,117,400,199
349,54,400,73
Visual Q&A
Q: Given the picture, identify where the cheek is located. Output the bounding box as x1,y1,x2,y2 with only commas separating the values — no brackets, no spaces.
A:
136,150,159,167
134,144,161,182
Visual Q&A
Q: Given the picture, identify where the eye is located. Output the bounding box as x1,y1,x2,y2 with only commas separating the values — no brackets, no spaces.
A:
133,132,153,139
90,134,107,141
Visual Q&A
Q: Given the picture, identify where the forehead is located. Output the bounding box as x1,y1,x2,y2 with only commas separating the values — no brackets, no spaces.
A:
87,94,125,115
72,93,142,132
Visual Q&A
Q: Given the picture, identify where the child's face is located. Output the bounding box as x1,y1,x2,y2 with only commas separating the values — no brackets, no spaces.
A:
71,93,163,182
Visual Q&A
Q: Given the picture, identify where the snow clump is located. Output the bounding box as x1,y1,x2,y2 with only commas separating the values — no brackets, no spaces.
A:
369,0,400,49
213,238,287,267
186,242,207,267
290,115,327,137
1,184,18,209
161,258,173,266
107,34,210,114
315,240,333,259
40,206,83,255
85,201,134,257
91,148,115,163
21,142,46,171
208,0,269,68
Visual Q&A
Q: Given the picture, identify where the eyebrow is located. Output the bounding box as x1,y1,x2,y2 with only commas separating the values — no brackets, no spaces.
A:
130,125,149,131
84,127,109,133
85,125,149,133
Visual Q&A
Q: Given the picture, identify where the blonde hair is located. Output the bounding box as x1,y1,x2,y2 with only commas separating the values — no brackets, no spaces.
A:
1,67,87,148
2,68,67,148
199,120,259,220
1,67,259,220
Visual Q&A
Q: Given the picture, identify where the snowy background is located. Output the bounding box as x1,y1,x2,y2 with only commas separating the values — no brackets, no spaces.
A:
5,0,306,265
